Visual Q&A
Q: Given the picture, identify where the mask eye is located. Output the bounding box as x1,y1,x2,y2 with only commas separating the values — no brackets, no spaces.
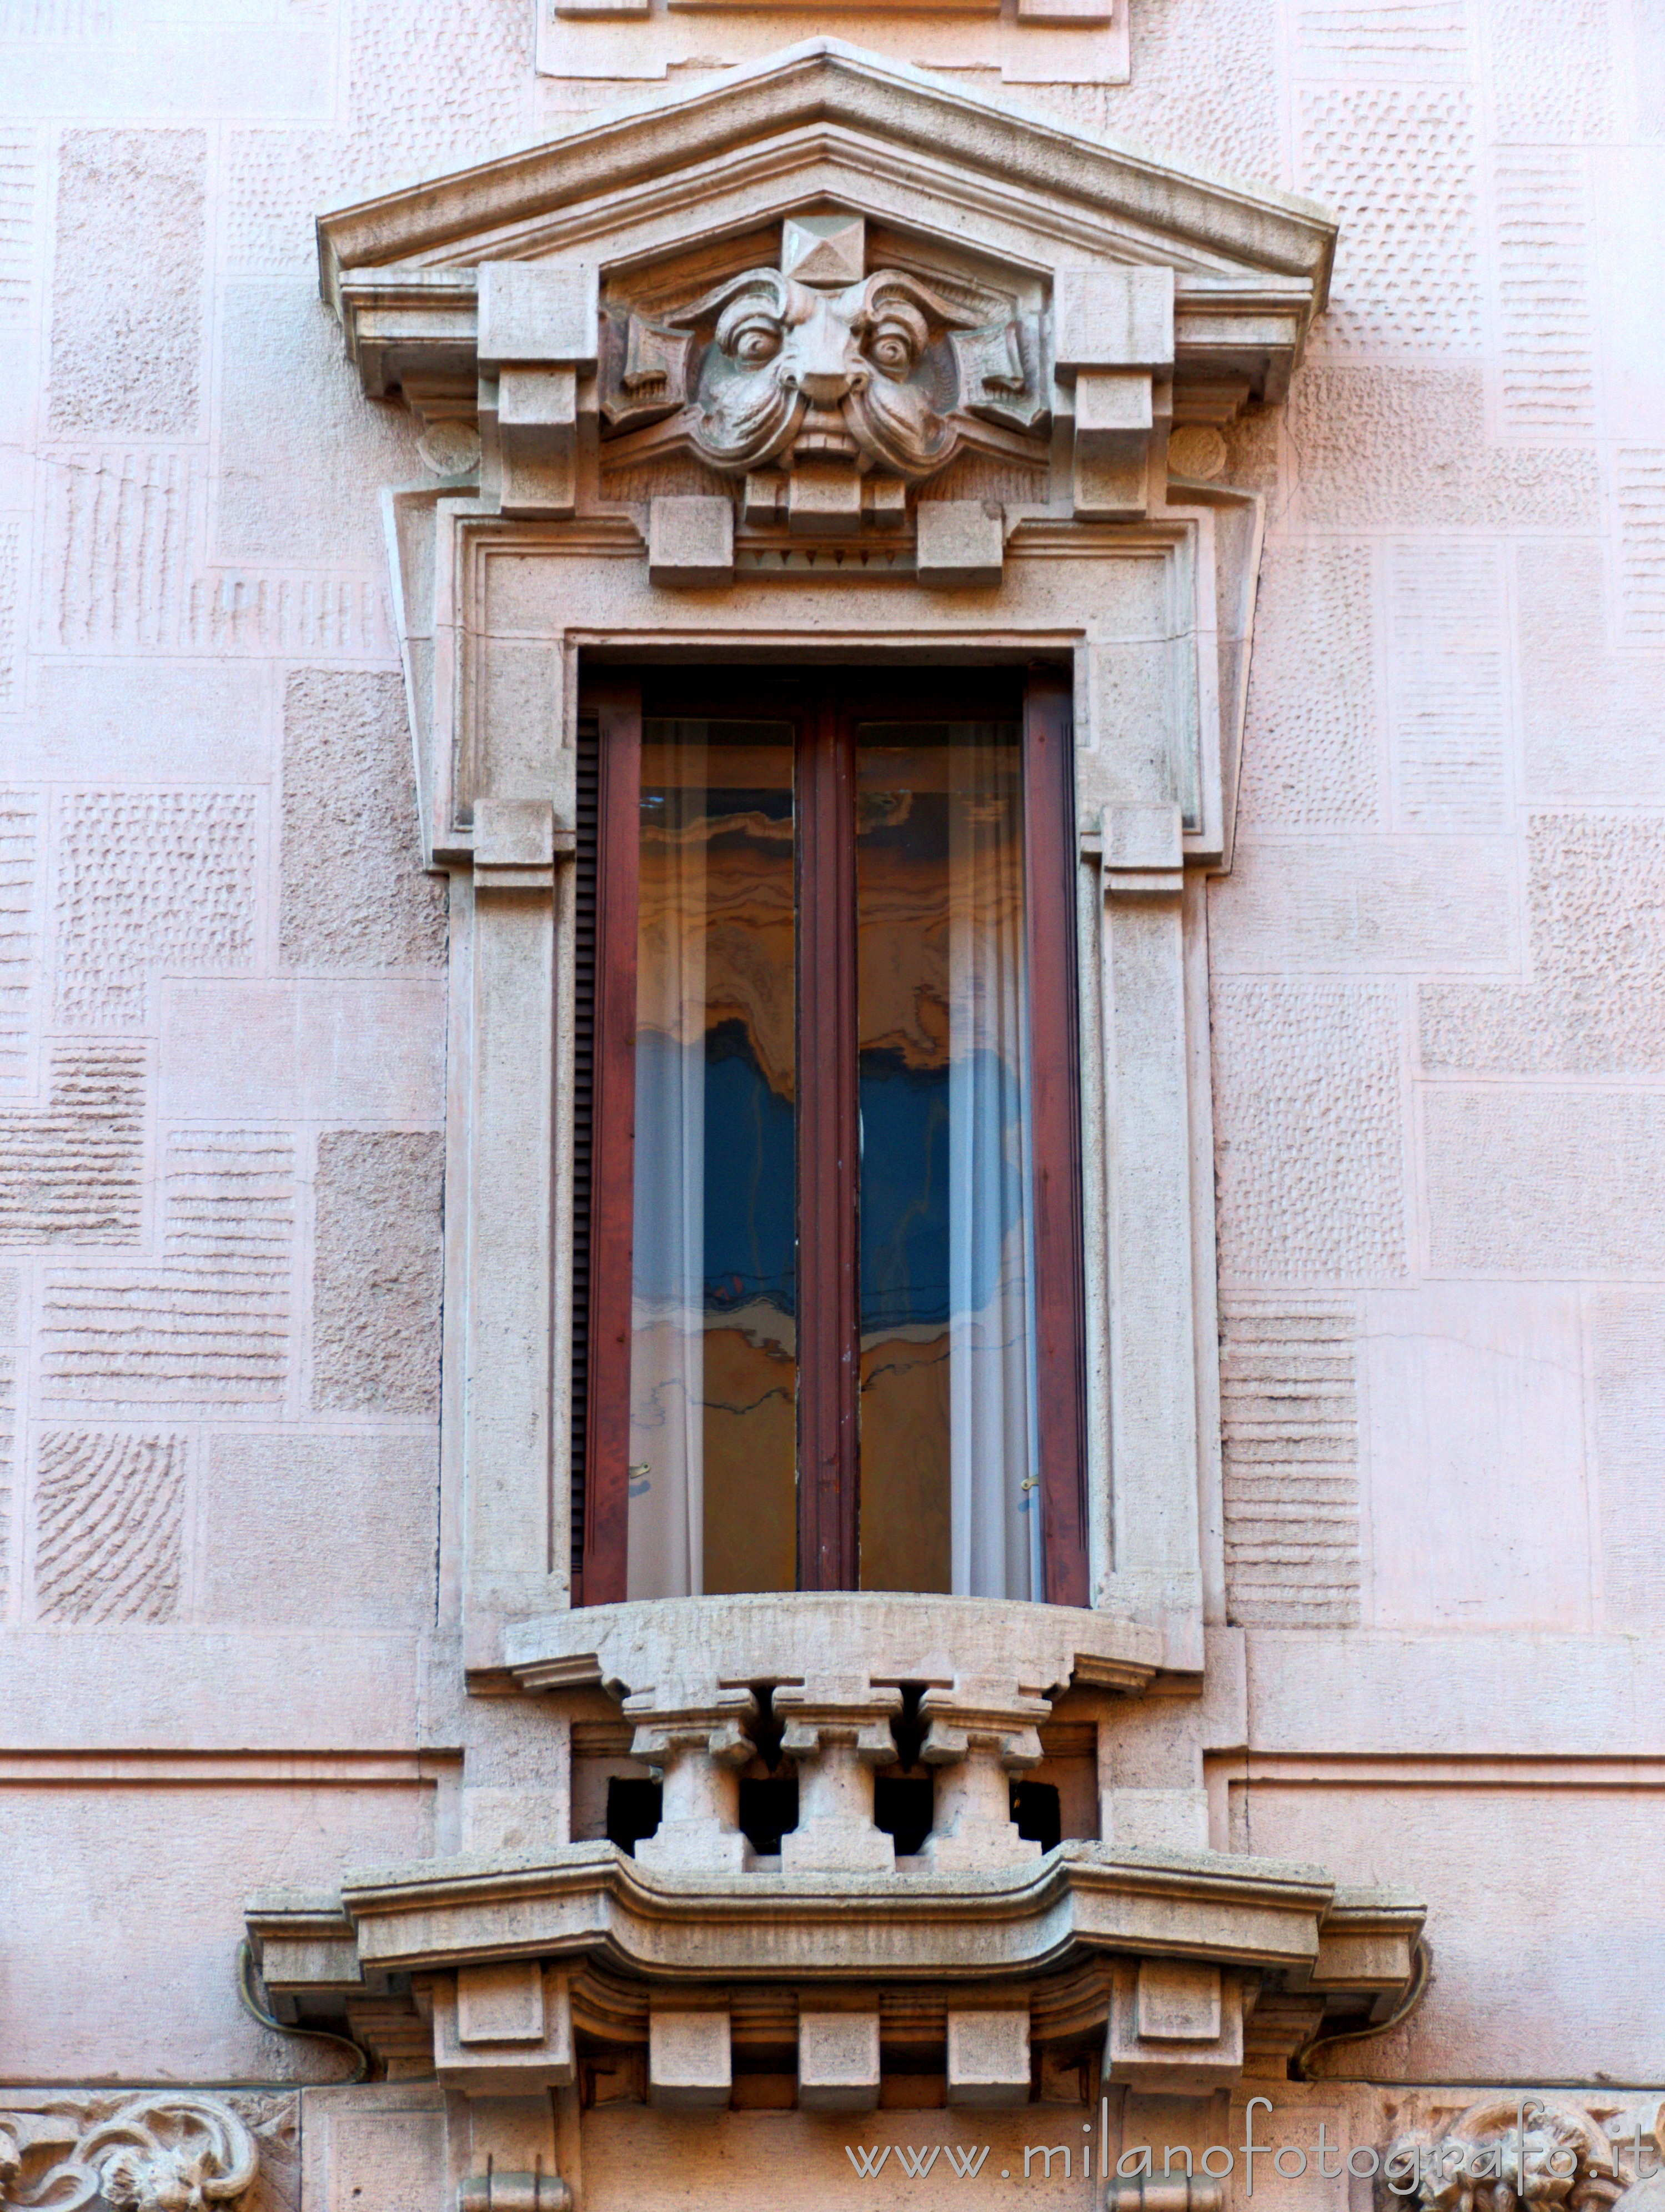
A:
729,318,781,365
869,319,919,378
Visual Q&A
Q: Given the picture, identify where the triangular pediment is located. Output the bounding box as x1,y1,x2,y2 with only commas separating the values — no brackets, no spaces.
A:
318,37,1335,423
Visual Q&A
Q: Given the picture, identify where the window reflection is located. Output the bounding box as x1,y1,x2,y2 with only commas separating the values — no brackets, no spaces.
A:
628,721,798,1599
855,722,1041,1602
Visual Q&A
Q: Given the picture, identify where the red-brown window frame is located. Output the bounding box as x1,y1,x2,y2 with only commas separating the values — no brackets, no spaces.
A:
575,663,1088,1607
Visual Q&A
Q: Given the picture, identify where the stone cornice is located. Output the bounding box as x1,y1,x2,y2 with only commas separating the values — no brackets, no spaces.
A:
315,39,1336,308
248,1839,1423,1997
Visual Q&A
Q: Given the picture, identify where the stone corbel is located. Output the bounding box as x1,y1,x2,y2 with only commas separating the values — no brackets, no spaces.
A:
624,1683,759,1872
1055,266,1175,520
1104,1958,1244,2091
773,1677,902,1872
797,1996,883,2111
918,1677,1051,1869
477,263,599,520
427,1962,575,2093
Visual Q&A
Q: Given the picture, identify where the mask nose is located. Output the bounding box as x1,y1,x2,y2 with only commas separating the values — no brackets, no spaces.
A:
784,300,865,404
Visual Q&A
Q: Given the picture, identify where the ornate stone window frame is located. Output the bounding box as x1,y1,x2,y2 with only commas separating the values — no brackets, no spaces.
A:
313,39,1338,1687
248,42,1437,2134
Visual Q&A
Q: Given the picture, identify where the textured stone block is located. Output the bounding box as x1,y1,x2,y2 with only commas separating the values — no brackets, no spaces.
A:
54,790,259,1029
1491,0,1611,143
0,1044,144,1247
1055,265,1173,368
646,495,733,588
41,1132,294,1410
41,446,394,655
200,1432,437,1630
312,1130,444,1415
796,2005,881,2111
1517,541,1665,803
1297,86,1480,354
1362,1285,1588,1631
1388,539,1507,829
915,499,1004,588
161,979,445,1124
1421,815,1665,1074
945,2006,1030,2106
1211,837,1512,973
33,1431,187,1623
0,515,18,710
1220,1298,1360,1630
1097,0,1276,178
1617,450,1665,642
1495,150,1596,433
214,282,420,569
1425,1088,1665,1275
0,790,38,1089
281,669,445,972
0,127,34,322
49,129,205,436
1237,542,1379,831
1289,365,1599,530
1212,980,1407,1283
1293,0,1467,74
648,2008,730,2109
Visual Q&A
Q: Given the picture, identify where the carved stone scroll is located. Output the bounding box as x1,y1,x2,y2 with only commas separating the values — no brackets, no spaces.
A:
0,2098,259,2212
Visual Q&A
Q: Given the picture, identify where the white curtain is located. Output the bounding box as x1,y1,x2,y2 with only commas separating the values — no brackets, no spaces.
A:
626,733,708,1601
946,730,1042,1603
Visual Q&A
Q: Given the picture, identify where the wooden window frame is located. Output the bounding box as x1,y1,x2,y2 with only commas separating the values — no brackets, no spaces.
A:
575,664,1087,1608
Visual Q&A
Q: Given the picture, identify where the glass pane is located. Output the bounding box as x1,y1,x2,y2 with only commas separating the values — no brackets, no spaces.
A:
854,721,1041,1602
628,720,797,1598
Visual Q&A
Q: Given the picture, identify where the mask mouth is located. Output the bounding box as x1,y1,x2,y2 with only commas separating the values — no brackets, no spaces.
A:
793,405,861,462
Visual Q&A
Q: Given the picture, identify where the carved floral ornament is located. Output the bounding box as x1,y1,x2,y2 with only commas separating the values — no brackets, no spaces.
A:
0,2100,258,2212
1379,2099,1663,2212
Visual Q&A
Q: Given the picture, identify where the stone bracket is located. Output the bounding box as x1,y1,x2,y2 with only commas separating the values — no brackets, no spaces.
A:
1104,1959,1243,2091
428,1964,576,2092
1056,267,1177,521
475,264,598,519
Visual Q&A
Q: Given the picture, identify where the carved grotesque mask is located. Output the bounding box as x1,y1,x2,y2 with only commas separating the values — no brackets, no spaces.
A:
597,212,1047,516
685,268,966,480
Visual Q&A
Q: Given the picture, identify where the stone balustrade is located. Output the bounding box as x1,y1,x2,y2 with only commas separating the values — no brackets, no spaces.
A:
614,1669,1057,1874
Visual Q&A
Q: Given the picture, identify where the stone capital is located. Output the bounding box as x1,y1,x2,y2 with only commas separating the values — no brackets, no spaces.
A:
919,1678,1050,1772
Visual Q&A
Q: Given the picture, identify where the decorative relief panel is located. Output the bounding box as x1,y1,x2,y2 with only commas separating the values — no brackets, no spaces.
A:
0,2097,263,2212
